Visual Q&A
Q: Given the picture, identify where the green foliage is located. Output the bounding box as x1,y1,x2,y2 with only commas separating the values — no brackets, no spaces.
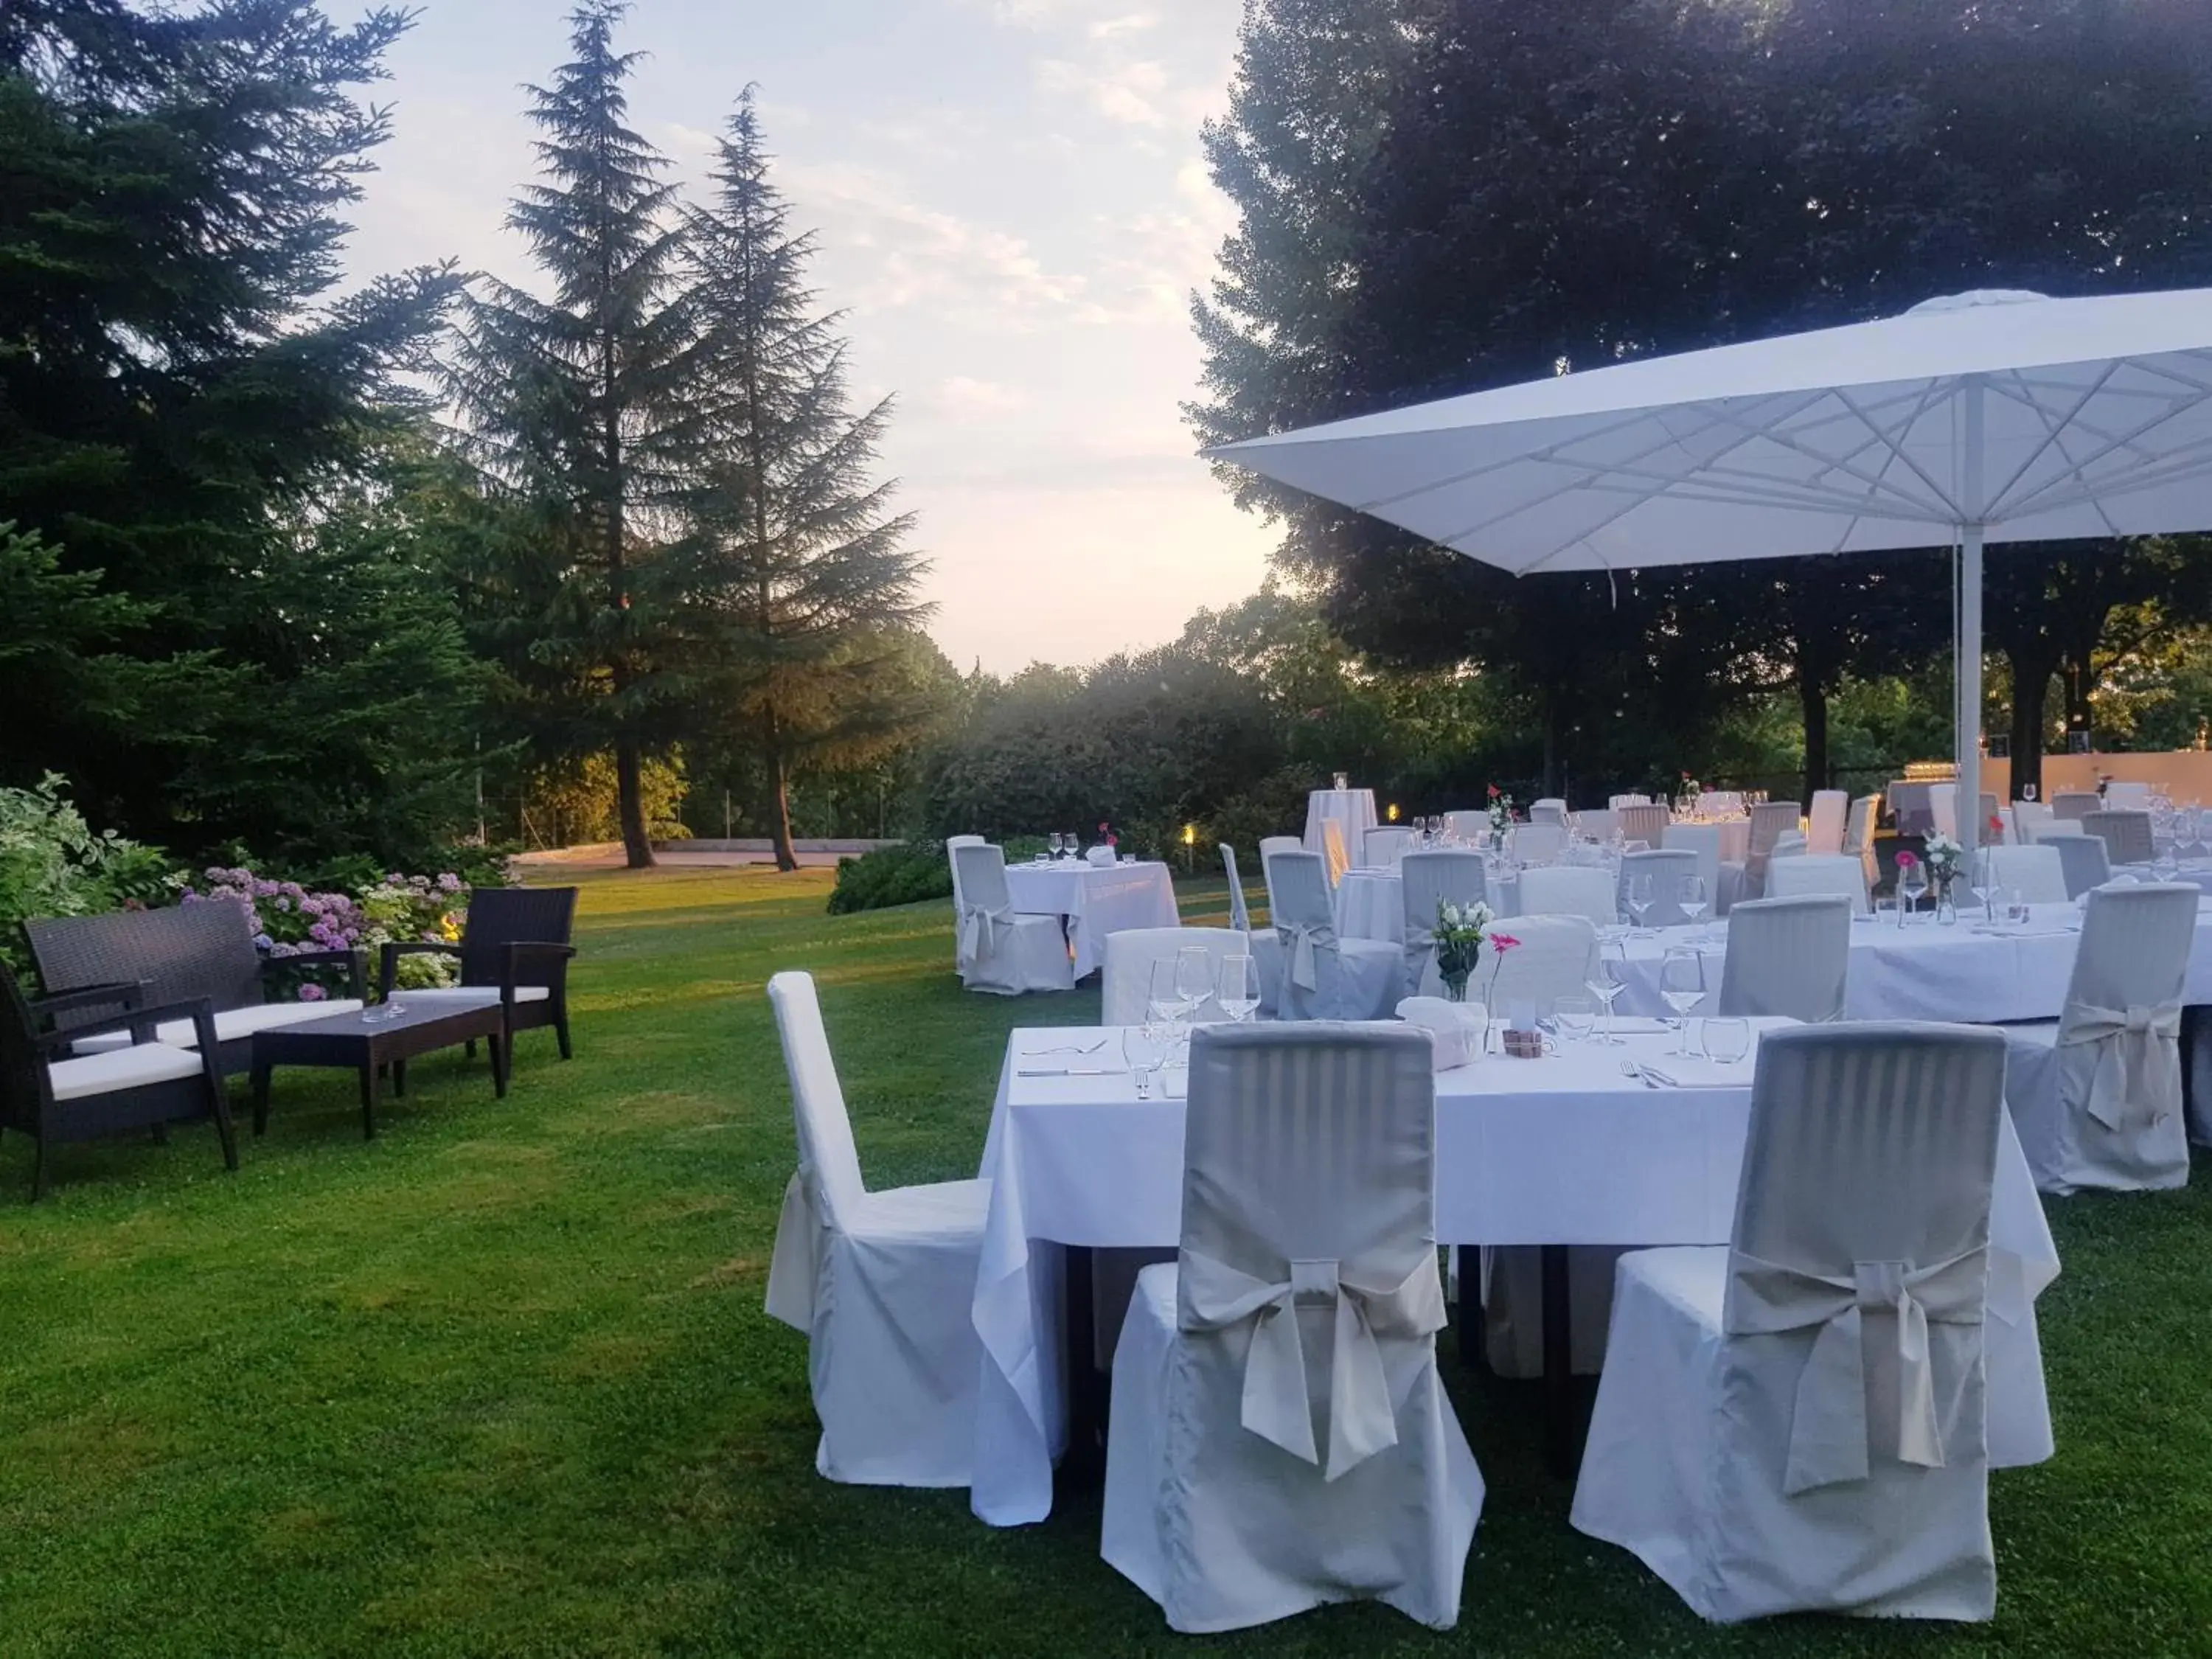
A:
0,774,170,977
526,751,690,848
824,841,954,915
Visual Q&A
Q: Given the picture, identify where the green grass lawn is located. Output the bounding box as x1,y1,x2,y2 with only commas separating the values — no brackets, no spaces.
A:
5,866,2212,1657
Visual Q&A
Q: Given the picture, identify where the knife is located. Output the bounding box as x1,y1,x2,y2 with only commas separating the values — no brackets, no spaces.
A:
1017,1066,1126,1078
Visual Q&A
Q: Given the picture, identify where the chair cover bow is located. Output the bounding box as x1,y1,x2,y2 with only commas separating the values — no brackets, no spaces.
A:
1276,920,1337,992
1180,1247,1445,1481
959,901,1014,964
2061,998,2182,1132
1728,1245,1988,1496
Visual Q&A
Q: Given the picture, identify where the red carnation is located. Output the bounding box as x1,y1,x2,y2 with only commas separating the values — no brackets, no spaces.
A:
1487,784,1501,799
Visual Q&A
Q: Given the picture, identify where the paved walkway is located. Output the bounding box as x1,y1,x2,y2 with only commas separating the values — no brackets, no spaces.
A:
511,843,864,873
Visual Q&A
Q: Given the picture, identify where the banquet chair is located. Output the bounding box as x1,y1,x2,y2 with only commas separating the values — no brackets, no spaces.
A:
1842,793,1879,880
1269,853,1400,1020
1978,793,2004,841
1575,808,1620,844
1976,844,2068,905
1364,826,1416,869
1807,790,1848,856
1517,865,1618,927
1610,793,1652,809
1701,790,1745,818
1509,823,1568,865
1531,799,1568,827
1259,835,1303,863
1102,928,1256,1026
1618,849,1701,926
1444,810,1489,841
1220,844,1253,932
1764,854,1870,915
1479,914,1599,1018
1321,818,1353,887
2081,809,2154,868
2011,800,2055,841
945,834,984,914
2051,790,2099,823
1399,852,1489,998
1100,1023,1483,1632
2000,882,2197,1195
1929,783,1959,841
1745,801,1804,892
1572,1022,2008,1621
952,844,1075,996
1770,831,1807,861
2046,832,2111,899
1717,896,1849,1023
1220,846,1284,1019
1662,822,1742,914
765,971,988,1486
1618,804,1670,849
2106,781,2154,810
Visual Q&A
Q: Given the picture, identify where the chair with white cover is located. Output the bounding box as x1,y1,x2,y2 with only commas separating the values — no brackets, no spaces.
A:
1509,823,1568,865
1102,928,1254,1026
952,844,1074,996
1321,818,1353,887
1259,835,1304,864
1220,846,1284,1019
1399,852,1489,998
1618,804,1669,849
1975,844,2068,905
2011,800,2055,842
1270,853,1401,1020
2000,883,2197,1195
1101,1023,1483,1632
1530,799,1568,827
1610,793,1652,809
1618,849,1701,926
1806,790,1848,856
1220,845,1254,933
2051,790,2099,823
1575,808,1620,844
1517,865,1618,927
945,835,984,914
1764,855,1870,915
1662,822,1743,914
2105,781,2153,809
1842,793,1879,879
2046,833,2111,899
1770,831,1807,861
1444,810,1488,841
1716,897,1849,1023
2081,809,2154,868
1572,1022,2009,1621
1363,826,1416,869
1478,915,1599,1017
1927,783,1959,841
2026,817,2084,843
764,971,988,1486
1746,801,1804,893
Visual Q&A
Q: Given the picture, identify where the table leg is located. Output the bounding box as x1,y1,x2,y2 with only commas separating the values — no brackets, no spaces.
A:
358,1062,378,1141
1060,1245,1105,1486
393,1058,407,1098
1542,1243,1576,1477
490,1025,509,1099
1457,1246,1486,1371
251,1061,272,1137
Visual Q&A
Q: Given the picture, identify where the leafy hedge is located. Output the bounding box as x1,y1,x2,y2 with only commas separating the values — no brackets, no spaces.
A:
826,837,1050,915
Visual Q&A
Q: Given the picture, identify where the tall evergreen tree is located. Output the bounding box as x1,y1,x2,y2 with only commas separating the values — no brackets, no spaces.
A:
682,94,927,872
445,0,702,869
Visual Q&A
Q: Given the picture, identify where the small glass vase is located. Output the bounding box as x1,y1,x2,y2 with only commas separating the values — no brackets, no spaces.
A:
1440,970,1472,1004
1935,881,1958,926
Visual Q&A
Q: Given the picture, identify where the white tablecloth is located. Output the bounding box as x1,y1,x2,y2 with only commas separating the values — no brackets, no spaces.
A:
968,1021,2059,1526
1304,787,1377,858
1002,860,1179,980
1610,897,2212,1023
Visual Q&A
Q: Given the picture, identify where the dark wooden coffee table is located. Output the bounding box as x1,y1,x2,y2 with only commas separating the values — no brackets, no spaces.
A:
249,1001,508,1140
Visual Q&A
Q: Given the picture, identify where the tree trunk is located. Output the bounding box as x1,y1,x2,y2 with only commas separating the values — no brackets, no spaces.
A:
614,739,655,869
2062,650,2095,739
2006,649,2058,800
1799,676,1829,810
765,712,799,873
1540,691,1560,798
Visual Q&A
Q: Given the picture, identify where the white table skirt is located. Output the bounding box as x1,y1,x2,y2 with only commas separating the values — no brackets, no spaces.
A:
1608,897,2212,1024
968,1021,2059,1527
1002,860,1179,980
1304,788,1377,858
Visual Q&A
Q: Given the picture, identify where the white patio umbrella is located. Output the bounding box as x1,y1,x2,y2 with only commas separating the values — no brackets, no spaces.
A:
1210,287,2212,851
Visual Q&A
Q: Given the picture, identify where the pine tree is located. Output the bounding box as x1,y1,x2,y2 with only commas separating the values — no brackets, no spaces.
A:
445,0,703,869
683,94,928,873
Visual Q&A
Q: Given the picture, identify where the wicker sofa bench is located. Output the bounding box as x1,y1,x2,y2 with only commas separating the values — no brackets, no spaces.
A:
26,902,366,1077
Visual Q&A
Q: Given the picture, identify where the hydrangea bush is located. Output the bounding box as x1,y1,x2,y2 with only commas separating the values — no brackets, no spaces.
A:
181,866,471,996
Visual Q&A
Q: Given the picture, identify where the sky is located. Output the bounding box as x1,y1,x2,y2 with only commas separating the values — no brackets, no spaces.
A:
341,0,1279,674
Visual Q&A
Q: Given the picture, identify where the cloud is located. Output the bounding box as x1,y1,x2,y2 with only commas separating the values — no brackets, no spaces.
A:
1089,10,1159,39
1036,56,1170,128
939,375,1032,415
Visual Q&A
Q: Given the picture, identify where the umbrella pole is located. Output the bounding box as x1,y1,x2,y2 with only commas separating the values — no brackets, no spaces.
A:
1957,378,1986,857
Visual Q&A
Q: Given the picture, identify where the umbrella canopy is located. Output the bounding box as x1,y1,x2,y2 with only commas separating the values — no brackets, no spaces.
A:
1210,287,2212,850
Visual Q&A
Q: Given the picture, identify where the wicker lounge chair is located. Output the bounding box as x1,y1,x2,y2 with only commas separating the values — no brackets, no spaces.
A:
378,886,578,1062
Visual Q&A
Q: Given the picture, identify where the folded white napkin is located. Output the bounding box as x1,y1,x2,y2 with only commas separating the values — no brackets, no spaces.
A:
1085,846,1116,867
1397,997,1481,1070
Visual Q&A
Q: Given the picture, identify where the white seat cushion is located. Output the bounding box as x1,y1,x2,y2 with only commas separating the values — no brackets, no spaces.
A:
73,998,364,1054
386,985,552,1006
48,1043,204,1101
848,1178,990,1242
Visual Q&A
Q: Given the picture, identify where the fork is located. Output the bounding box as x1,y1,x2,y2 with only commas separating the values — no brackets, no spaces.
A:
1027,1037,1106,1056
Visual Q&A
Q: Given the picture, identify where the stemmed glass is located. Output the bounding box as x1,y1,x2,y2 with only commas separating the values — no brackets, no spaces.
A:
1658,948,1706,1058
1585,948,1626,1045
1060,832,1078,861
1046,832,1062,861
1175,945,1215,1029
1124,1021,1171,1099
1678,874,1708,935
2021,783,2038,803
1147,959,1186,1028
1626,874,1655,936
1217,953,1259,1023
1898,858,1929,923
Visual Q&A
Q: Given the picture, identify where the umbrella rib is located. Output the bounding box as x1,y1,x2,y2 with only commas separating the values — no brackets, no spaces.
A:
1824,384,1964,518
1989,383,2212,521
1998,442,2212,525
1980,363,2124,518
1349,406,1688,516
1814,378,1962,549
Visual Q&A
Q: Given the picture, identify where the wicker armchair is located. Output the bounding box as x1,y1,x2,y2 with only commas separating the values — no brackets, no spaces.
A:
1,964,233,1200
379,886,577,1062
25,902,366,1078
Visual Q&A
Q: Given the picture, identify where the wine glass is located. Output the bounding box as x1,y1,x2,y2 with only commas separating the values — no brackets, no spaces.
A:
1060,832,1078,860
1658,948,1706,1057
1175,945,1215,1026
1217,953,1259,1023
1556,995,1596,1046
1704,1017,1751,1066
1585,950,1626,1045
1899,858,1929,922
1147,959,1185,1027
1124,1021,1171,1099
2021,782,2038,803
1677,874,1708,933
1046,832,1062,860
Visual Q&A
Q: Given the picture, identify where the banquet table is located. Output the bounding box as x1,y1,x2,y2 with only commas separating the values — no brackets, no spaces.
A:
967,1020,2059,1528
1335,864,1570,942
1304,787,1378,858
1001,859,1179,981
1607,895,2212,1024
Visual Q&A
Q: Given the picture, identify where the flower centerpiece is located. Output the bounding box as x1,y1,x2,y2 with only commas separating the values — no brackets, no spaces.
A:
1486,783,1516,838
1097,821,1118,853
1433,899,1495,1002
1680,771,1703,813
1922,832,1964,921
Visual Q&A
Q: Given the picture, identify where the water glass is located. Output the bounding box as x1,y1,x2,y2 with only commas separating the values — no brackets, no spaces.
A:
1124,1022,1170,1099
1217,953,1259,1023
1555,995,1596,1045
1175,945,1214,1024
1046,832,1062,859
1658,948,1706,1057
1627,874,1655,934
1704,1017,1751,1065
1060,832,1078,860
1678,874,1708,930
